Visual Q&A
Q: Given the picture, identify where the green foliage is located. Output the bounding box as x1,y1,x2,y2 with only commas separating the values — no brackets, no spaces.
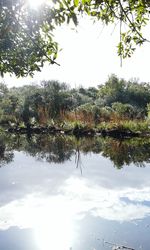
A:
0,76,150,128
42,80,72,118
0,1,59,77
112,102,135,119
126,80,150,109
121,120,149,132
147,103,150,119
98,75,150,114
97,120,149,133
98,74,126,105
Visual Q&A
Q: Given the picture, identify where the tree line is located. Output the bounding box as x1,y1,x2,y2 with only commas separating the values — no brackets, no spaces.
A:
0,74,150,128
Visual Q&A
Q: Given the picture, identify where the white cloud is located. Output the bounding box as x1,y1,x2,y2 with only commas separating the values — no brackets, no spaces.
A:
1,176,150,232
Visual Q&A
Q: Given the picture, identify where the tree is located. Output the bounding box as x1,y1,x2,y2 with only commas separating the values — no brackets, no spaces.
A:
42,80,72,118
98,74,126,105
0,0,59,77
98,75,150,111
0,83,9,98
126,80,150,109
0,0,150,77
112,102,135,119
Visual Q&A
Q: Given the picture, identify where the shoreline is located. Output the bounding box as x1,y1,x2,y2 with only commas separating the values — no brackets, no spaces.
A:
4,125,149,139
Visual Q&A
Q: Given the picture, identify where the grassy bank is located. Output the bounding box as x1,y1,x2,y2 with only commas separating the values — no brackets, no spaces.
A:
2,119,150,138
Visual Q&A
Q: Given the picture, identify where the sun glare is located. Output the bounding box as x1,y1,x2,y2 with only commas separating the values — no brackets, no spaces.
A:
34,217,73,250
27,0,46,9
34,205,74,250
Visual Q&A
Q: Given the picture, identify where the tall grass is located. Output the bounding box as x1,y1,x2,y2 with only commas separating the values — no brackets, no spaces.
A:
57,108,150,133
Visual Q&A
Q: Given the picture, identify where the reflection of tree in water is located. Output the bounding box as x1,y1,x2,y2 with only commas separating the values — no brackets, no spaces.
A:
1,133,150,168
24,135,102,164
0,136,14,167
25,135,150,169
25,135,103,167
102,138,150,169
75,143,83,175
24,135,75,163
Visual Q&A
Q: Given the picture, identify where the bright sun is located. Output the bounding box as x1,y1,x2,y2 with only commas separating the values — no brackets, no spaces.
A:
27,0,46,9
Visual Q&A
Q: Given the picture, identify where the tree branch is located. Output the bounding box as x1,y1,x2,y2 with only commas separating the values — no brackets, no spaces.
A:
118,0,150,43
12,10,60,67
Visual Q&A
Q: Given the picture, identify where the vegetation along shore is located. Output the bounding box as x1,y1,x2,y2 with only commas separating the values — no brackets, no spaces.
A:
1,74,150,138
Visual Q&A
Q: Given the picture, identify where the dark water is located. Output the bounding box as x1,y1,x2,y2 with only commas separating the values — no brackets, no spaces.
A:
0,133,150,250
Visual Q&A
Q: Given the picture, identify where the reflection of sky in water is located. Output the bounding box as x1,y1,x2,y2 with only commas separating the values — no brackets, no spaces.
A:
0,151,150,249
120,197,150,207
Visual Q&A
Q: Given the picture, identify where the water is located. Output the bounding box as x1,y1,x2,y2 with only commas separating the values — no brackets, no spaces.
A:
0,133,150,250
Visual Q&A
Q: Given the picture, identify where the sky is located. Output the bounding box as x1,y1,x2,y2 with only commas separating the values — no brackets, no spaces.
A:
2,16,150,88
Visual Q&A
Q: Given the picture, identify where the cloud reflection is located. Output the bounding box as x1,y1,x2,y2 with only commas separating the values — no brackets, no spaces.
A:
0,176,150,234
0,150,150,250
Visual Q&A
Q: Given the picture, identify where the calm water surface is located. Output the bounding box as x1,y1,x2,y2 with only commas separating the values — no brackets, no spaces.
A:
0,134,150,250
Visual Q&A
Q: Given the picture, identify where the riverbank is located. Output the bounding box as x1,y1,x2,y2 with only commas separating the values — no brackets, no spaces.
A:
4,121,150,139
